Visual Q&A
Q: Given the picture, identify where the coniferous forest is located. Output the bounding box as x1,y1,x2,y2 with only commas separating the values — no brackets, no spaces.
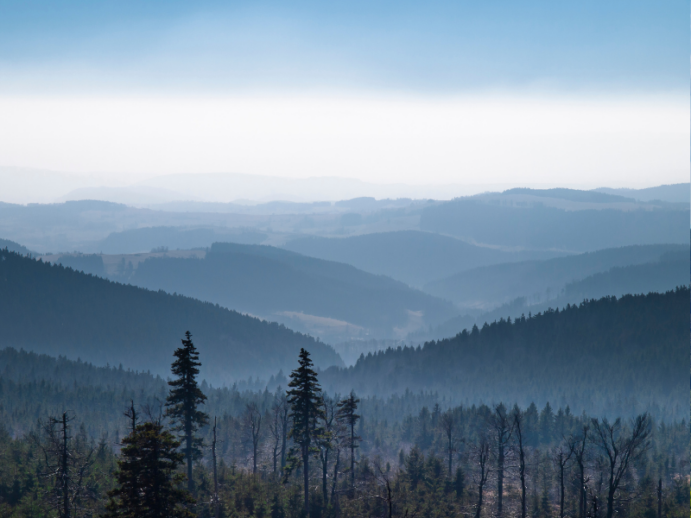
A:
0,339,687,518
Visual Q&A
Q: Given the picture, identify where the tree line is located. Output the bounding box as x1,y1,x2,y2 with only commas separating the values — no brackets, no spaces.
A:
0,333,686,517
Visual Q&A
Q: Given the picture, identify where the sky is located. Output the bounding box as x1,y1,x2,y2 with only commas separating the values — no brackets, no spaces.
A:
0,0,687,190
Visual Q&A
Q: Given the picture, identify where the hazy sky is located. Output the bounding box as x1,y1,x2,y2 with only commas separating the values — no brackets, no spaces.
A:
0,0,687,188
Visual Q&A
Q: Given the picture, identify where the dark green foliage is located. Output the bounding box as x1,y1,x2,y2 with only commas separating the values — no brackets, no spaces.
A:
287,349,324,513
322,288,689,420
165,332,210,493
0,250,342,385
105,421,194,518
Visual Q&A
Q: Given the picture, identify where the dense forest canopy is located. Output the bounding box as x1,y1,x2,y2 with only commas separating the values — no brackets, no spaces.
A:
322,288,688,421
0,250,342,384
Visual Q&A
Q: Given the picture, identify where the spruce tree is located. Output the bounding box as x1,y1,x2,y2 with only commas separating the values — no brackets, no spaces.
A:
336,390,361,495
165,331,209,494
104,421,194,518
287,348,324,515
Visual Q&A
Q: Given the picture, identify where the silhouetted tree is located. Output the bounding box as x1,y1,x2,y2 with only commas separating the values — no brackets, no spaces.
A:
337,390,361,495
488,403,513,518
242,402,262,474
104,421,194,518
165,331,209,494
287,349,324,514
591,413,651,518
512,405,527,518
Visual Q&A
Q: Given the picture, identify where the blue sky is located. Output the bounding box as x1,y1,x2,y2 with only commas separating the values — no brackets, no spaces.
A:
0,0,686,93
0,1,687,190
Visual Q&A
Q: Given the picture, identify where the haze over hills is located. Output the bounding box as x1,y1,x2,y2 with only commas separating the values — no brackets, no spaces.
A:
420,190,688,252
119,242,458,342
424,244,688,310
0,250,343,385
282,231,566,288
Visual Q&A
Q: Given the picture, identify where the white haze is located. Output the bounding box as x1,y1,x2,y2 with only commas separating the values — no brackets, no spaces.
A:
0,92,687,203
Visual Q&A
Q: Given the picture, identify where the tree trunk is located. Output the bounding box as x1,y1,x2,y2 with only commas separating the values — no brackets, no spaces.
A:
559,454,565,518
322,448,329,506
331,448,340,503
497,442,504,518
186,413,194,494
212,418,220,518
350,422,355,495
303,447,310,515
657,478,662,518
62,413,70,518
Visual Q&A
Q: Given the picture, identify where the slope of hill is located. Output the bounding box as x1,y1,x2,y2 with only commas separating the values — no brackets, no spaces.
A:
595,183,689,203
0,250,343,385
126,242,458,342
323,288,688,419
282,231,565,287
420,190,689,251
424,244,687,310
0,238,33,255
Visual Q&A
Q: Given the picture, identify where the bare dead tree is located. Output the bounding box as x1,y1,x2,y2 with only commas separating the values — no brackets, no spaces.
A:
472,434,491,518
242,402,263,474
268,402,283,474
318,394,338,506
373,457,395,518
553,443,574,518
124,400,138,435
487,403,514,518
211,416,220,518
512,405,528,518
568,424,590,518
440,410,461,477
591,413,651,518
274,390,290,471
34,412,95,518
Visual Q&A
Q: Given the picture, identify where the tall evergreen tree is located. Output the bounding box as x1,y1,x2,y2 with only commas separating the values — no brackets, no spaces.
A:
336,391,361,495
287,348,324,515
165,331,209,494
104,421,194,518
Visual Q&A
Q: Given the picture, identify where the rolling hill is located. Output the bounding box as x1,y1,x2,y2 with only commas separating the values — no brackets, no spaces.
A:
282,231,565,287
125,242,458,342
322,288,688,420
420,189,688,251
424,244,687,310
0,250,343,385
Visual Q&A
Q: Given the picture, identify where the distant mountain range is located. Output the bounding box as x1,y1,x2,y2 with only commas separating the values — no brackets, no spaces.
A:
118,242,458,342
424,244,688,310
0,250,343,385
283,230,566,288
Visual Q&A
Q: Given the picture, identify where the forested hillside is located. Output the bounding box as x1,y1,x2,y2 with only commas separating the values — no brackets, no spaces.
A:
126,242,458,341
283,231,563,287
0,250,342,384
424,244,687,309
323,288,688,420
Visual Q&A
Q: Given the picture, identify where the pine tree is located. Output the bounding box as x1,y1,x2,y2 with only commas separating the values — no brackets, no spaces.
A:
165,331,209,494
287,348,324,515
104,421,194,518
336,391,361,495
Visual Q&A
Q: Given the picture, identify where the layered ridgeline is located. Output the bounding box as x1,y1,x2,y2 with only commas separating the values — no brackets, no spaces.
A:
0,250,342,384
322,288,688,420
420,188,688,251
424,244,687,310
122,242,458,341
283,230,564,288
